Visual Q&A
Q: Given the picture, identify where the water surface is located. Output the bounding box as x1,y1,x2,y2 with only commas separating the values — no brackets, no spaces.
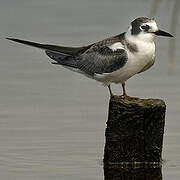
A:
0,0,180,179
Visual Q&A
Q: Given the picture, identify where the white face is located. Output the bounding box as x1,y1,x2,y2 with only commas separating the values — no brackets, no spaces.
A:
140,21,158,33
139,21,158,41
127,20,159,42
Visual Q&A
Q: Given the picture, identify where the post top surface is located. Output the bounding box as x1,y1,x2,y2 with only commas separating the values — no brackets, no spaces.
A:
110,96,166,108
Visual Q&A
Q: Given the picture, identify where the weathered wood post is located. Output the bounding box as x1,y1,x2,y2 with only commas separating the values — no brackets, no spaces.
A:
104,96,166,179
104,167,162,180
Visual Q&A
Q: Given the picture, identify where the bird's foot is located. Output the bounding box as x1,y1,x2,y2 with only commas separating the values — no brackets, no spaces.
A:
110,94,131,100
120,94,131,100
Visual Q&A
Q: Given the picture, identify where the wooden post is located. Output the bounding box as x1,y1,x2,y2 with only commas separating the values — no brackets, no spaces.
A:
104,167,162,180
104,96,166,168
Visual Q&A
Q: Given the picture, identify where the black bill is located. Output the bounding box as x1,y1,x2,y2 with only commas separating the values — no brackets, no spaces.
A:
154,30,174,37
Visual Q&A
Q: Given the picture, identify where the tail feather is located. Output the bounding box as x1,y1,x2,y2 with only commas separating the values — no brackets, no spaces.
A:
45,50,78,68
6,38,92,55
6,37,93,70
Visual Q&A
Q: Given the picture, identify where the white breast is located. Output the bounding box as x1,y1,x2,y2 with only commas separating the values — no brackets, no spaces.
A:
128,40,155,71
94,40,155,85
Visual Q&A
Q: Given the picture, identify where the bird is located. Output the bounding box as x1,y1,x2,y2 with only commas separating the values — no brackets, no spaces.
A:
7,17,173,98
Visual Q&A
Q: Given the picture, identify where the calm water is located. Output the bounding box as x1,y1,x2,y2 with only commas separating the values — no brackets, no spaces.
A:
0,0,180,179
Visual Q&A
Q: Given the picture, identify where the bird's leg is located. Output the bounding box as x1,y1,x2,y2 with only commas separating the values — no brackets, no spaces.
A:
122,82,129,98
108,85,113,97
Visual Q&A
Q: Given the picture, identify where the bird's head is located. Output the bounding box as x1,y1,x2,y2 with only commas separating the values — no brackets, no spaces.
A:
126,17,173,42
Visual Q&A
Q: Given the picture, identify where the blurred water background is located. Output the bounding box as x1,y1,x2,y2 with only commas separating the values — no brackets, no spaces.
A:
0,0,180,179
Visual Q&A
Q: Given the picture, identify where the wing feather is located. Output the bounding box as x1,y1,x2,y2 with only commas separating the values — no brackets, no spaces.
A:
76,45,128,75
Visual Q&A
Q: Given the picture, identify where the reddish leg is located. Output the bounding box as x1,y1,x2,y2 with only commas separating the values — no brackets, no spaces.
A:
122,82,129,98
108,85,113,97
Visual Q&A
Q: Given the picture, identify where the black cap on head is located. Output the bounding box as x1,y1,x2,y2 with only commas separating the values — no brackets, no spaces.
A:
131,17,152,35
130,17,174,38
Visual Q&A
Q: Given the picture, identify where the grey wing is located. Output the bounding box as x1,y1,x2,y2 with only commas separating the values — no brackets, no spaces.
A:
76,46,128,76
6,37,128,76
46,51,78,68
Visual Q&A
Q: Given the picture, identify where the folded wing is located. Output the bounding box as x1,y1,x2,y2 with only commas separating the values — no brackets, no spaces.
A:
75,45,128,76
7,37,128,76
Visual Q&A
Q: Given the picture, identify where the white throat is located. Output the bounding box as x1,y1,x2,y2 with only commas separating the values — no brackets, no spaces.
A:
126,26,156,43
125,29,155,57
124,25,155,69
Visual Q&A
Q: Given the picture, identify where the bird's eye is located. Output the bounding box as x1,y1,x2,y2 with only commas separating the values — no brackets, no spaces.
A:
141,25,150,31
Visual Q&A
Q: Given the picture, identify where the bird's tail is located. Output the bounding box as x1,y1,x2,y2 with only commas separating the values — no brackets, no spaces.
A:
6,38,90,55
6,38,92,68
